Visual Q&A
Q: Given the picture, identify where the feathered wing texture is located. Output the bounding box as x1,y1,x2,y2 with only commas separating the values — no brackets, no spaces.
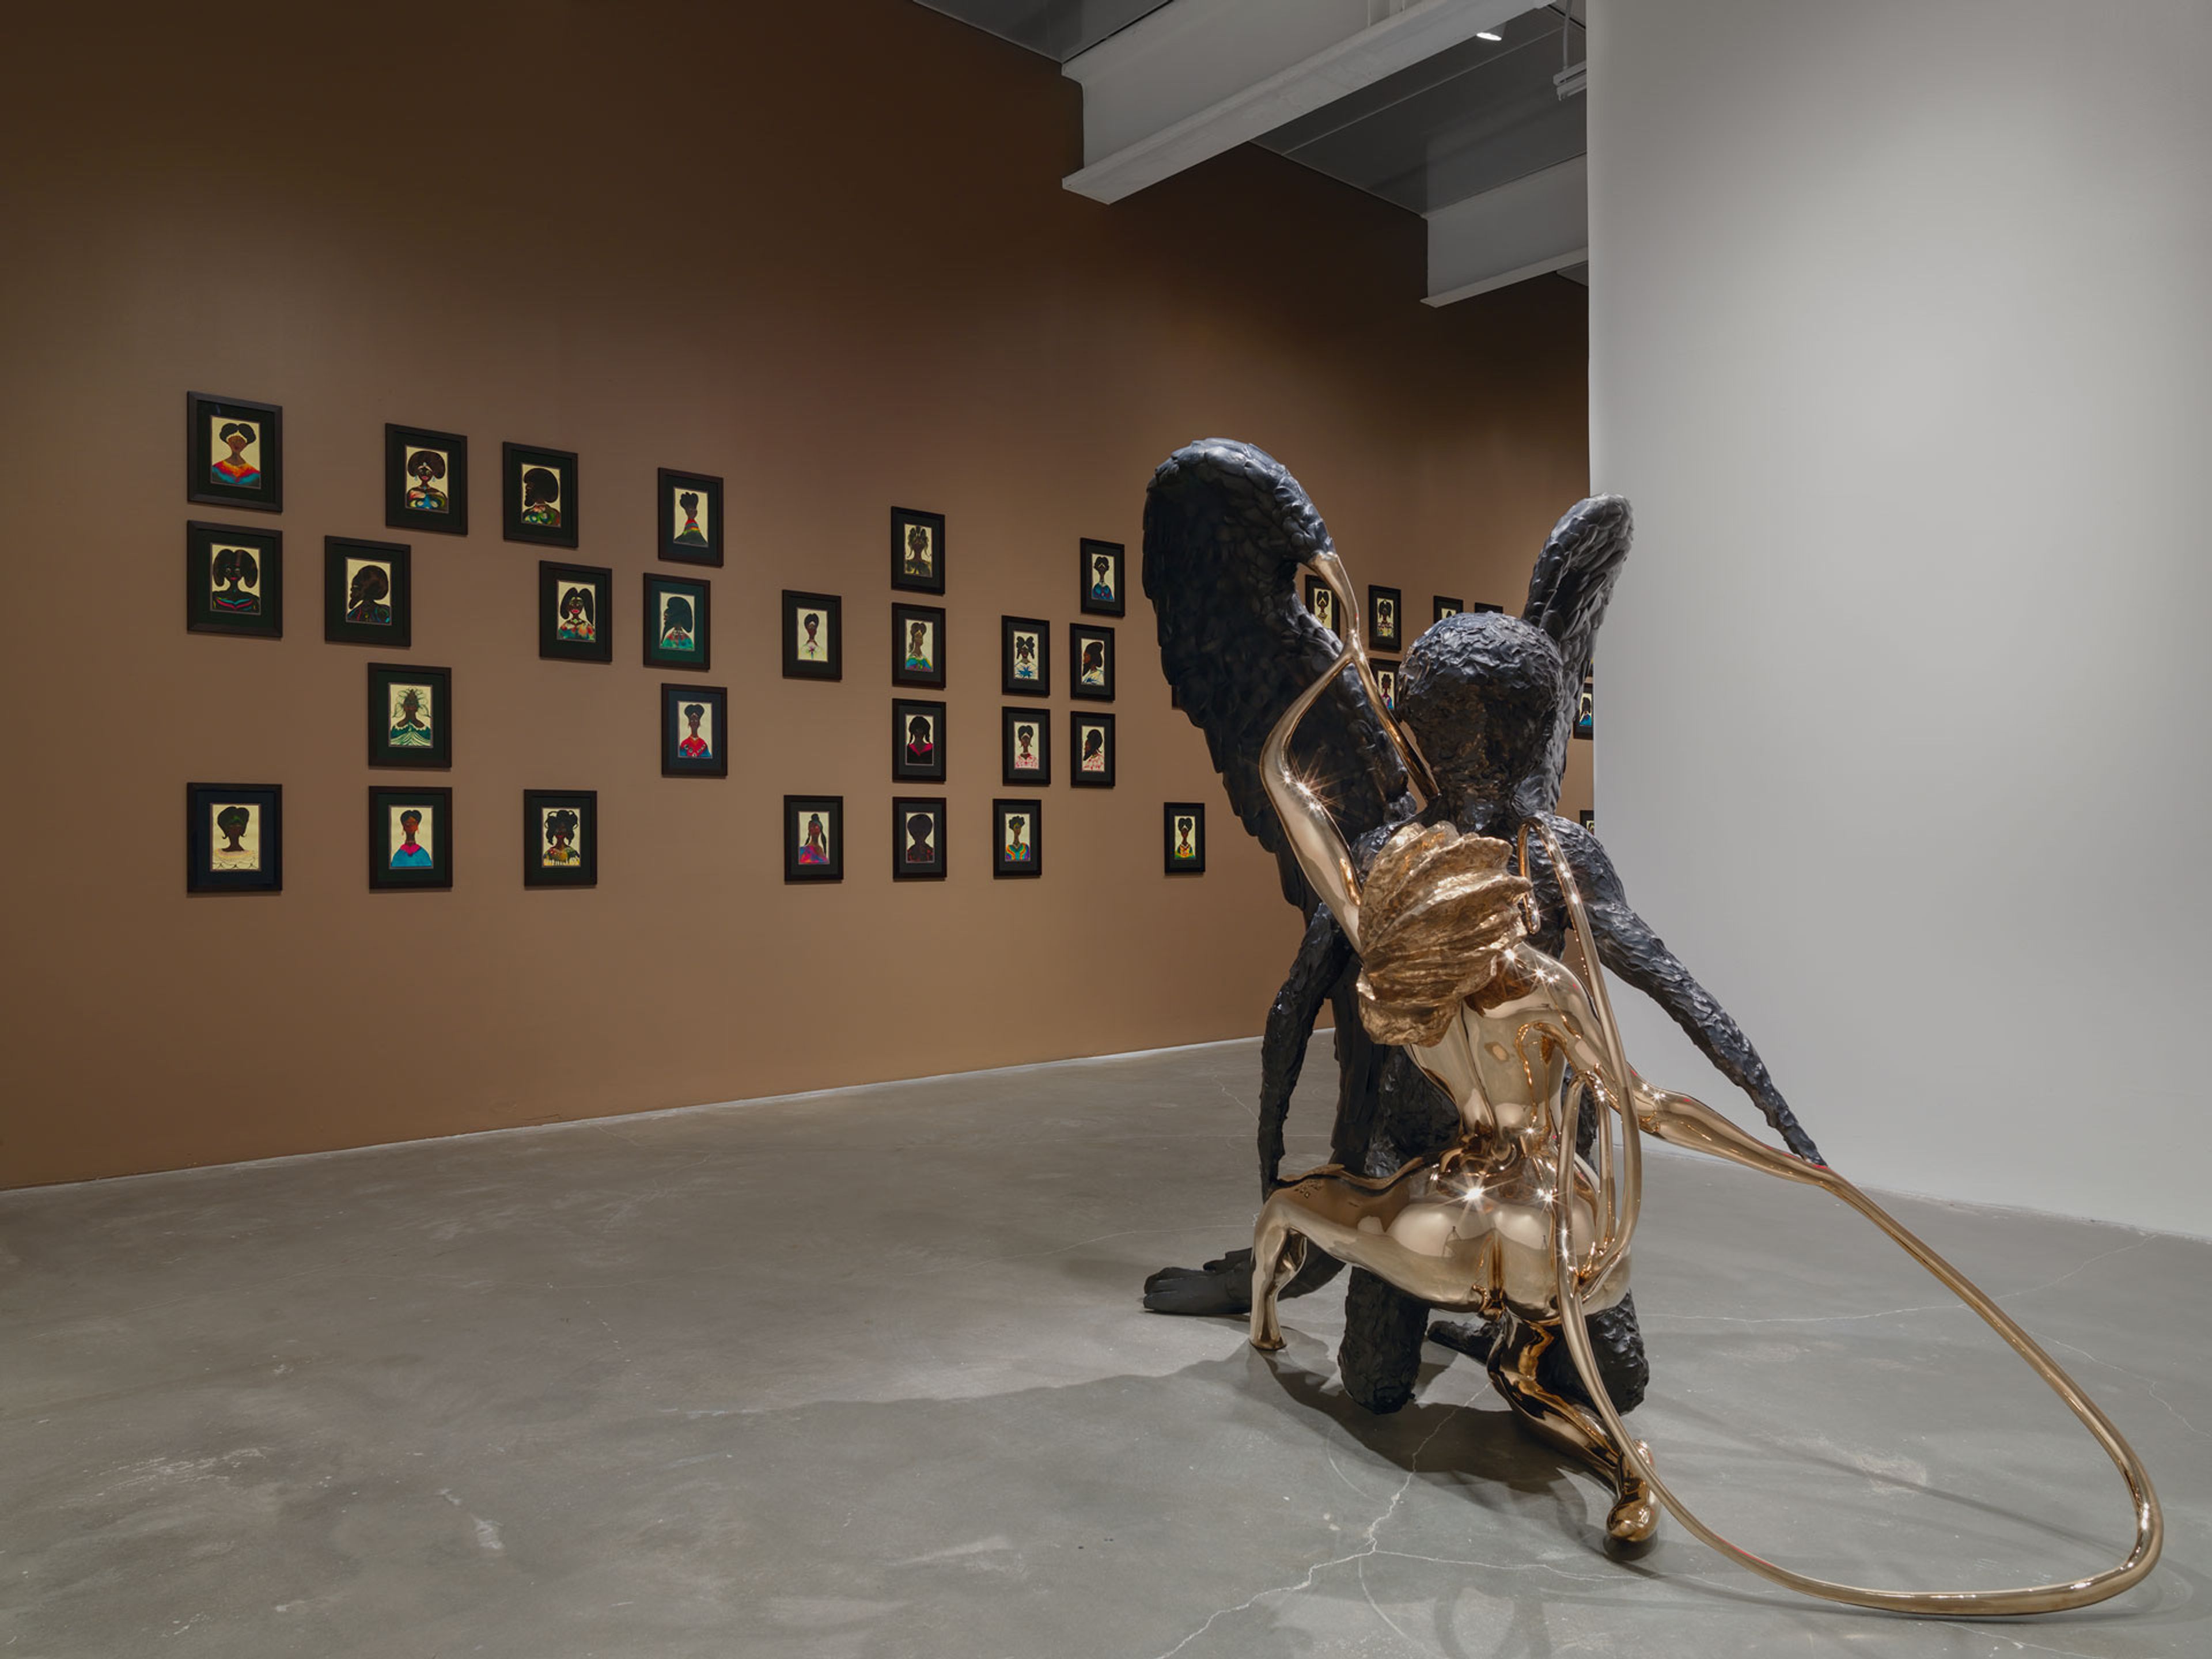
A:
1518,494,1633,815
1144,439,1411,907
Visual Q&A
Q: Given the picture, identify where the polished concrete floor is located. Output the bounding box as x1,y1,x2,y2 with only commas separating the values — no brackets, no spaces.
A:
3,1037,2207,1658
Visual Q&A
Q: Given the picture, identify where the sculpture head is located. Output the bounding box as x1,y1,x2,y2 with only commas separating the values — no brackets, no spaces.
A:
1397,611,1562,826
1353,822,1531,1047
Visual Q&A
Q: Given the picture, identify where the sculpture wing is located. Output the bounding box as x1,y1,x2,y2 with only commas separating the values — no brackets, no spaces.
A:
1517,494,1633,816
1143,438,1411,906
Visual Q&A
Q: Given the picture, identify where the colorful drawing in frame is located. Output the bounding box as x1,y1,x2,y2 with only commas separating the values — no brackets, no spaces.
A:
892,603,946,690
890,506,946,595
891,796,947,881
1302,573,1337,635
1164,801,1206,875
1580,808,1596,831
185,521,282,639
368,786,454,891
1469,601,1506,615
384,423,468,535
185,782,282,894
186,391,282,513
781,590,843,681
1069,623,1115,702
1069,710,1116,789
1002,615,1050,697
892,698,947,784
1376,660,1399,713
993,798,1042,878
1575,671,1593,740
1432,595,1464,625
660,682,729,778
501,441,578,548
1368,585,1403,652
538,561,613,664
1001,707,1050,787
1080,537,1126,619
324,537,412,648
784,794,844,883
657,467,724,565
642,572,711,672
367,662,452,768
522,789,597,888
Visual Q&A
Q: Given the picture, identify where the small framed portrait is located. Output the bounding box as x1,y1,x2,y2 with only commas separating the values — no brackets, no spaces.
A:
1432,595,1463,624
1368,586,1403,651
892,698,947,783
369,785,454,891
1069,623,1115,701
1579,808,1596,830
782,590,843,680
1471,601,1506,615
186,391,282,513
368,662,452,768
185,521,282,639
1070,710,1116,788
1575,672,1593,740
325,537,412,648
1001,615,1050,696
501,441,578,548
1303,574,1338,635
785,795,844,882
643,573,711,671
891,506,946,594
658,468,724,565
661,683,729,778
185,782,282,894
1164,801,1207,874
892,796,947,881
1002,707,1051,786
523,789,597,888
1080,538,1126,618
1375,660,1399,713
993,798,1042,878
384,423,468,536
892,603,947,689
539,561,613,664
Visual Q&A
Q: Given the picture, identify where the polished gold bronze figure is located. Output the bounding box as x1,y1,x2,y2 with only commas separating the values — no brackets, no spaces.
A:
1251,548,2162,1613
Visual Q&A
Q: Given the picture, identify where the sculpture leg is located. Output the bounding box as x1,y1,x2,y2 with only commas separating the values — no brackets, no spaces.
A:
1487,1314,1657,1544
1249,1207,1309,1351
1339,1270,1429,1415
1431,1290,1650,1414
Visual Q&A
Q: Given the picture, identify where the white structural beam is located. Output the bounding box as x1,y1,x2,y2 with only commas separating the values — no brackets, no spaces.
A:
1422,154,1588,305
1063,0,1529,204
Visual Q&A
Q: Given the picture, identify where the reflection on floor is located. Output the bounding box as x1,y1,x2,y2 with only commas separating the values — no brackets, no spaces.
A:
2,1035,2208,1658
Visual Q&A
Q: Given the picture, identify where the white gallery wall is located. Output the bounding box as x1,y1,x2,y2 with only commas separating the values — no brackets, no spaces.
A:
1586,0,2212,1234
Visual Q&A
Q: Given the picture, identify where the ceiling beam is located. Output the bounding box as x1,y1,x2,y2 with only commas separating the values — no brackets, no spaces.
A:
1063,0,1531,204
1423,154,1587,305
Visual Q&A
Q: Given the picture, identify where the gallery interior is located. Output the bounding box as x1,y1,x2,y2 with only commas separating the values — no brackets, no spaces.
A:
3,1,2207,1654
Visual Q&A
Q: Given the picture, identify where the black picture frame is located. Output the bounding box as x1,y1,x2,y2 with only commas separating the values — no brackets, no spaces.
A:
782,590,842,680
368,662,452,768
1375,659,1399,713
661,683,729,778
892,698,947,783
892,796,947,880
1471,601,1505,615
643,573,711,671
1368,586,1403,652
186,391,282,514
369,785,454,891
892,603,947,689
891,506,946,594
1080,538,1126,618
1575,672,1593,740
993,798,1042,878
1069,710,1116,788
1001,707,1051,787
539,561,614,664
1002,615,1050,696
185,782,282,894
325,537,412,648
501,441,578,548
1579,808,1596,830
1433,595,1464,624
1164,801,1207,874
1069,623,1115,701
185,521,282,639
785,794,844,882
1302,574,1340,636
384,423,468,536
523,789,597,888
658,468,724,565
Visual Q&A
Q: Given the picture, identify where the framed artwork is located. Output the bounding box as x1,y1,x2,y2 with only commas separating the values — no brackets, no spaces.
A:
892,603,946,689
1080,538,1126,618
325,537,411,648
892,796,947,880
782,590,843,680
1368,586,1403,652
1302,574,1338,635
368,662,451,768
185,521,282,639
1001,615,1050,696
1070,710,1115,788
1001,707,1051,786
369,785,454,891
539,561,613,664
1433,596,1463,624
642,573,711,671
1069,623,1115,701
1471,601,1506,615
785,794,844,882
185,782,282,894
1580,808,1596,830
892,698,947,783
1575,672,1593,739
186,391,282,513
1376,660,1399,713
993,798,1041,878
658,468,724,565
384,423,468,536
661,683,729,778
501,441,578,547
891,506,946,594
1164,801,1207,874
523,789,597,888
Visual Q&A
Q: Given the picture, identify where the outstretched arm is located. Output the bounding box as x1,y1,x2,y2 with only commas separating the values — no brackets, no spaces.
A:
1257,903,1357,1194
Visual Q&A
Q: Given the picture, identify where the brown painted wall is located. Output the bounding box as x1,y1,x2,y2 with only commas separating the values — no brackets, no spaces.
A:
0,1,1590,1187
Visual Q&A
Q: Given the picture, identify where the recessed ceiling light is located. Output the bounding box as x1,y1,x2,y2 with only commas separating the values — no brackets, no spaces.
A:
1476,29,1503,40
